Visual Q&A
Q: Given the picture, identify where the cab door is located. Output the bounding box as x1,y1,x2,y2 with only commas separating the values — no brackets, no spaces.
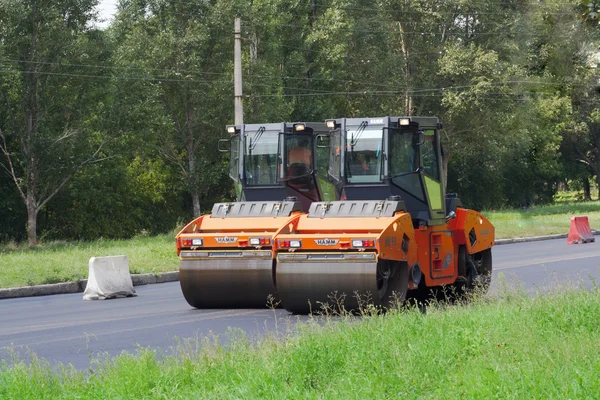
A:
421,130,454,280
421,129,445,225
315,133,336,201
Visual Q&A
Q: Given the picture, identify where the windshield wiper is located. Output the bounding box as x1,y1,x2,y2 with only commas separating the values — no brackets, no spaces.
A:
349,121,368,147
390,171,417,179
248,126,266,151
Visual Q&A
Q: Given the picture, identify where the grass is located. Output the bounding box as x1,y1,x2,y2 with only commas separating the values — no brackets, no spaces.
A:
0,234,178,288
1,283,599,399
485,200,600,239
1,198,600,288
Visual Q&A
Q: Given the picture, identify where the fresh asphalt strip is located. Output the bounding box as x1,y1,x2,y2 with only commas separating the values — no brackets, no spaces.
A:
0,231,597,300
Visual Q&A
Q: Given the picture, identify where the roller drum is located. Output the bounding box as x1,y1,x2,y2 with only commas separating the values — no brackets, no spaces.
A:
180,257,276,308
276,255,408,314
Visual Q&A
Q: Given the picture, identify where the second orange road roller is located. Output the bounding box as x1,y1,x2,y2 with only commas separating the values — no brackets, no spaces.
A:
274,117,495,313
176,121,333,308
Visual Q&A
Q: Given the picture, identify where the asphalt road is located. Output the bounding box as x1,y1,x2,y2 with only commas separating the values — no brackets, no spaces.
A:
1,238,599,370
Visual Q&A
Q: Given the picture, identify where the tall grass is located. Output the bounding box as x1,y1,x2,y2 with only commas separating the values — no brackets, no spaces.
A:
1,285,599,399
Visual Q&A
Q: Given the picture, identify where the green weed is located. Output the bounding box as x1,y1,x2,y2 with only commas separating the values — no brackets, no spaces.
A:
1,288,599,398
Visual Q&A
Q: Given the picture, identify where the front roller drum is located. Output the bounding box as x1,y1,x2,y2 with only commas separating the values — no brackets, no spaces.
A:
276,253,408,314
180,256,277,309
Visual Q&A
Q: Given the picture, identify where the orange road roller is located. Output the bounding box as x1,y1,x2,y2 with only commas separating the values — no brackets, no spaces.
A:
273,117,495,313
176,122,332,308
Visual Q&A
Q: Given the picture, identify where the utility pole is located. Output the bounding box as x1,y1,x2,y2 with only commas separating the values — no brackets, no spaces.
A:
234,17,243,125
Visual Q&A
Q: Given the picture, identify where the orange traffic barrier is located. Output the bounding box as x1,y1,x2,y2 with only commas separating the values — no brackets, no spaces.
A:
567,216,595,244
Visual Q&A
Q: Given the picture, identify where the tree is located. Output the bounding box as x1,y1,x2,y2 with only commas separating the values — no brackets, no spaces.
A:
533,0,600,199
0,0,109,244
112,0,236,217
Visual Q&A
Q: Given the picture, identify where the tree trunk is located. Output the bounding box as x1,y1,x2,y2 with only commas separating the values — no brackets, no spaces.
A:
310,0,317,24
397,22,412,116
187,150,201,217
441,147,449,189
192,189,201,218
26,194,38,245
593,129,600,201
583,177,591,201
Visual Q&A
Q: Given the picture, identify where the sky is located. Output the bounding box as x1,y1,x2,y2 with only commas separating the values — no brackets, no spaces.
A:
96,0,118,28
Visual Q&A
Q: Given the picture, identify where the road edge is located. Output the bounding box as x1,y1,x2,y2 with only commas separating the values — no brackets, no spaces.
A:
0,271,181,300
1,232,598,300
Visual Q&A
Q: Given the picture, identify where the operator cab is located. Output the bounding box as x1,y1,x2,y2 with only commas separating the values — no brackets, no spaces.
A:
222,122,333,210
325,116,447,226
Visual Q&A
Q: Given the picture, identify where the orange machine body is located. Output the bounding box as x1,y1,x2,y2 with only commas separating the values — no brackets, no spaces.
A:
274,207,494,291
275,211,416,258
412,208,495,287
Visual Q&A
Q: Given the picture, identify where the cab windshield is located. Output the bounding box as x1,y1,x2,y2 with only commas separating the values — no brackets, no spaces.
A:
388,127,418,178
244,129,279,186
284,133,318,200
388,127,424,201
284,134,313,178
345,126,384,183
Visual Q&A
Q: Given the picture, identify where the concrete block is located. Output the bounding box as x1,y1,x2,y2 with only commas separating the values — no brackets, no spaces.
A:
83,255,136,300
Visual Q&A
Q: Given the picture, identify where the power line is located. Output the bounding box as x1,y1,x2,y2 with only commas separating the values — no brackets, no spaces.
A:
0,67,225,84
248,81,598,98
0,57,444,90
1,65,594,95
0,58,230,77
0,68,345,94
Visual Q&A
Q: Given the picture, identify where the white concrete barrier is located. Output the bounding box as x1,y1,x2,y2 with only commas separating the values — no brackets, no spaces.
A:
83,255,137,300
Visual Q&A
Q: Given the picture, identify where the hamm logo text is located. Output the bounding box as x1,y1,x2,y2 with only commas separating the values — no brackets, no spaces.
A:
315,238,339,246
215,237,238,244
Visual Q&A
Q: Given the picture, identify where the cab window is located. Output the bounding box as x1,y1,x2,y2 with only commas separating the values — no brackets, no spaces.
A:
421,130,440,180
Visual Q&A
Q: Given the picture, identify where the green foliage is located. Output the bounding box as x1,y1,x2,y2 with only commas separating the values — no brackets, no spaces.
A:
2,0,600,242
579,0,600,25
111,0,236,216
0,174,25,242
42,157,187,240
0,0,111,243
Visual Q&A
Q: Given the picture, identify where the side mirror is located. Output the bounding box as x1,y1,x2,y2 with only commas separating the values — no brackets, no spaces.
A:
445,211,456,222
218,138,231,152
316,134,330,148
